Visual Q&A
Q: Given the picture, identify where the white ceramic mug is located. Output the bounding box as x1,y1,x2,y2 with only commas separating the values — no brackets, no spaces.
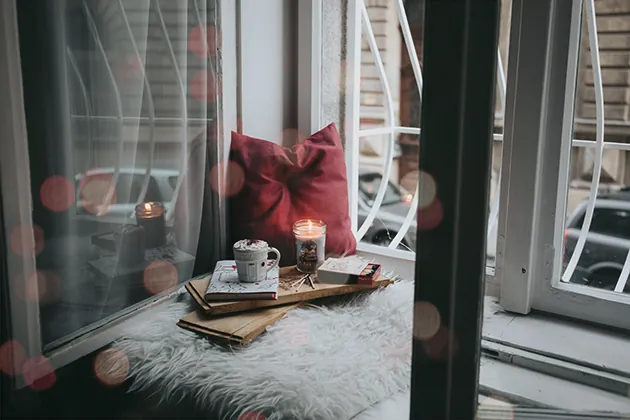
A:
233,239,281,282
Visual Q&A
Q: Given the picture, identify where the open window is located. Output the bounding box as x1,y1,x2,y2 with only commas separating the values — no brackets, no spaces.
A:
497,0,630,330
2,0,630,418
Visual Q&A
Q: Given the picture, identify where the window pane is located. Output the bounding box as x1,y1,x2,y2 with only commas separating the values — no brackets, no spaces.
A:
9,0,220,348
354,0,507,270
560,0,630,296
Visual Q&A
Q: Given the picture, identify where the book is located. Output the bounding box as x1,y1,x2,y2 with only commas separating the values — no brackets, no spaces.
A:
186,265,395,315
316,256,378,285
204,260,279,301
177,303,302,345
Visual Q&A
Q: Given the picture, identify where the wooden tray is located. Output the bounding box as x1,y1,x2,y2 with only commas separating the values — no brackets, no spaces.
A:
177,303,301,345
185,265,394,315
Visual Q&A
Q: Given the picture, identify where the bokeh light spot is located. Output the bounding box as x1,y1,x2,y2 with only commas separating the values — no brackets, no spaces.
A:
10,224,44,256
239,410,267,420
209,161,245,197
190,71,219,103
14,271,60,304
143,260,178,295
22,356,56,391
0,340,27,376
417,171,437,209
417,198,443,230
94,348,130,387
422,326,459,360
413,302,441,340
79,172,117,216
115,54,143,81
40,175,75,212
188,24,219,58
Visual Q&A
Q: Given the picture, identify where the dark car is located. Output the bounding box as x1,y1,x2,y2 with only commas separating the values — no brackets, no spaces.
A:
564,189,630,292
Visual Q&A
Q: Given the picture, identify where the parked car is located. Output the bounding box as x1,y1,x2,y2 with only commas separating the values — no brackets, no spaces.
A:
357,170,416,249
75,168,178,221
564,189,630,292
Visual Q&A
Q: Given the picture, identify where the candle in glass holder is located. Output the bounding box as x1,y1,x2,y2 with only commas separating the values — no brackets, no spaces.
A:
293,219,326,273
135,202,165,249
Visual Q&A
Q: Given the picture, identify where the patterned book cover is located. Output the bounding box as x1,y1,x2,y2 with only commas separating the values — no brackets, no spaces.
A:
204,260,279,301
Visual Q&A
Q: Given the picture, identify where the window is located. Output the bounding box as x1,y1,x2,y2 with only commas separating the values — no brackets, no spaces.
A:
498,0,630,329
347,0,508,269
1,0,225,366
358,172,407,207
2,0,630,418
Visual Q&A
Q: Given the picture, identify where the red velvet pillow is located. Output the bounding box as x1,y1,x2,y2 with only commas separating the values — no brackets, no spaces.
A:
228,123,356,266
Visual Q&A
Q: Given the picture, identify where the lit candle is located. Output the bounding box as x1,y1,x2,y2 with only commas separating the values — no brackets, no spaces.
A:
135,201,165,249
293,219,326,274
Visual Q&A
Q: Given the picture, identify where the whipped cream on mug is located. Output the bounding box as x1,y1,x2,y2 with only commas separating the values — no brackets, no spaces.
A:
234,239,268,252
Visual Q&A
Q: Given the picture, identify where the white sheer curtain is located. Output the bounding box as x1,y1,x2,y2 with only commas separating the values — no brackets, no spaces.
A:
2,0,221,349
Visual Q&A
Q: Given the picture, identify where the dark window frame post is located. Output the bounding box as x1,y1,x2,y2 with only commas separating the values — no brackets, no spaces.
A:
410,0,500,419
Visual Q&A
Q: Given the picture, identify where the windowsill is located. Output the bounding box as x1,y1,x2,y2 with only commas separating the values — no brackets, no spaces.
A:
44,287,184,373
483,297,630,377
481,296,630,412
359,250,630,412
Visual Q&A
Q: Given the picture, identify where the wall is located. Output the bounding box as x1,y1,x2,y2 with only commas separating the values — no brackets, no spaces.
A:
239,0,298,143
321,0,348,138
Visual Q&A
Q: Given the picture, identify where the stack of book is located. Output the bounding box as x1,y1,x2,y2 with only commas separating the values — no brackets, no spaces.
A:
178,256,393,345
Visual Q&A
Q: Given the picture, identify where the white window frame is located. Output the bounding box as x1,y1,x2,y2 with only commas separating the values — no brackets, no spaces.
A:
0,0,240,384
497,0,630,330
342,0,508,273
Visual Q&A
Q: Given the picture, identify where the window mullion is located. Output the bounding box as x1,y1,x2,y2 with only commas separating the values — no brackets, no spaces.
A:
496,0,557,314
297,0,322,136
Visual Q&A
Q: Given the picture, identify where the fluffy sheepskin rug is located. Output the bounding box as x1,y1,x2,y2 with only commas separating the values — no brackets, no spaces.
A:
115,279,413,420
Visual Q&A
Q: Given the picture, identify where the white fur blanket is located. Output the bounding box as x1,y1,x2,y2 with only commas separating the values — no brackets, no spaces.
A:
115,280,413,420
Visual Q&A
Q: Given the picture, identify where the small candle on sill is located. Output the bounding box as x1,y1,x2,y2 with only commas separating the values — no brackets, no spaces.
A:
135,202,165,249
293,219,326,274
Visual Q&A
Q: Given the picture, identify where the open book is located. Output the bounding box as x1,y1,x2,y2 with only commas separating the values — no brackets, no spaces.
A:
204,260,279,301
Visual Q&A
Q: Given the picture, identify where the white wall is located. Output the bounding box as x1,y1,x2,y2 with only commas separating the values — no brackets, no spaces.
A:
239,0,295,143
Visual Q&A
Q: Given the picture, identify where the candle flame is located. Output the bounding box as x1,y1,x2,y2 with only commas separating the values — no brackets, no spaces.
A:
144,203,152,211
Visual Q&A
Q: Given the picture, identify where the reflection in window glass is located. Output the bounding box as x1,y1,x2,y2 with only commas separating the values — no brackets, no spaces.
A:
11,0,220,348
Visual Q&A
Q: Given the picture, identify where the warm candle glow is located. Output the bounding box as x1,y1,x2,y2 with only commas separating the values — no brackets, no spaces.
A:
144,203,152,211
293,219,327,274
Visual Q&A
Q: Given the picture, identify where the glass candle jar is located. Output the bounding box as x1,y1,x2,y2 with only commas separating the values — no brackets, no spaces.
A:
135,202,165,249
293,219,326,273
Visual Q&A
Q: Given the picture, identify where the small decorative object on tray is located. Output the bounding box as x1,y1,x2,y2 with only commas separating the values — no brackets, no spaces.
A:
317,256,381,285
204,260,280,301
293,219,326,273
135,201,165,248
356,264,382,286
